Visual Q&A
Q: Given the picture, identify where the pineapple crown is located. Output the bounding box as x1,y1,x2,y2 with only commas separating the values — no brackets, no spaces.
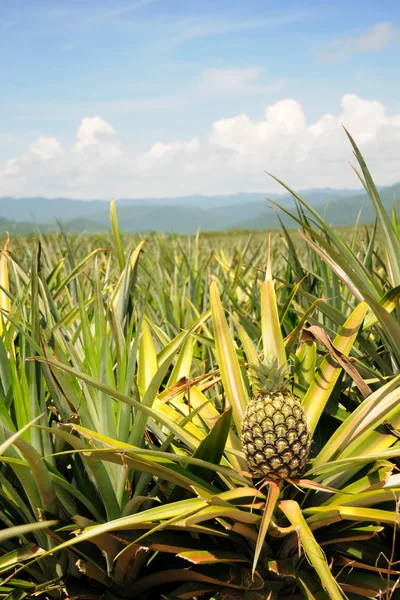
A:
249,359,291,394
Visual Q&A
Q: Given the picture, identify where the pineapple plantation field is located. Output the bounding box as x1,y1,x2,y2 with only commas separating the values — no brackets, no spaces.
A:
0,137,400,600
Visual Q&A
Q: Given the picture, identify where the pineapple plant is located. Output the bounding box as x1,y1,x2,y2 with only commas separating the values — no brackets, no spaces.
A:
241,361,311,482
2,132,400,599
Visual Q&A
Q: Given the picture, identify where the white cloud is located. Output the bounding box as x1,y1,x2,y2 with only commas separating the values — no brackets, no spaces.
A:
1,94,400,198
139,138,200,167
1,159,21,177
210,99,307,156
197,68,288,98
30,136,63,161
317,22,400,63
357,22,396,52
73,116,122,160
200,67,261,94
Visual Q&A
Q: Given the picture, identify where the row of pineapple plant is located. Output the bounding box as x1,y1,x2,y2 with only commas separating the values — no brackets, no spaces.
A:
0,132,399,599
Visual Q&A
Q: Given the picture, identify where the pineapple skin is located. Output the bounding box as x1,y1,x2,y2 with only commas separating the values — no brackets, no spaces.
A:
241,390,311,482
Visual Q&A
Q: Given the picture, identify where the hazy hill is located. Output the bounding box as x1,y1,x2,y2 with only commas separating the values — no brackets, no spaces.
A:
0,197,108,224
0,184,397,234
0,216,35,235
238,183,400,231
82,201,273,233
0,188,363,223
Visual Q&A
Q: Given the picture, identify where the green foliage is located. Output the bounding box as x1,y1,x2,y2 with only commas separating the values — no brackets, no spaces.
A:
0,135,399,600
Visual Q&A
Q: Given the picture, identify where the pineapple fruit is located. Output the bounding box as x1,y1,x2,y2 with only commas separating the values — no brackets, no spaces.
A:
241,362,311,483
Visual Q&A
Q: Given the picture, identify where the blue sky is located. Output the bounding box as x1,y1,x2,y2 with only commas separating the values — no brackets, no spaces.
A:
1,0,400,198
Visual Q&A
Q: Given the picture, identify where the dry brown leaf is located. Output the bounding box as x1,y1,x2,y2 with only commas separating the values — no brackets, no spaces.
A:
299,324,372,398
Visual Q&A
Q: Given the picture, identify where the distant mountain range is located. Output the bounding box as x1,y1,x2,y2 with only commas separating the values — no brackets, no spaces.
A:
0,184,398,235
